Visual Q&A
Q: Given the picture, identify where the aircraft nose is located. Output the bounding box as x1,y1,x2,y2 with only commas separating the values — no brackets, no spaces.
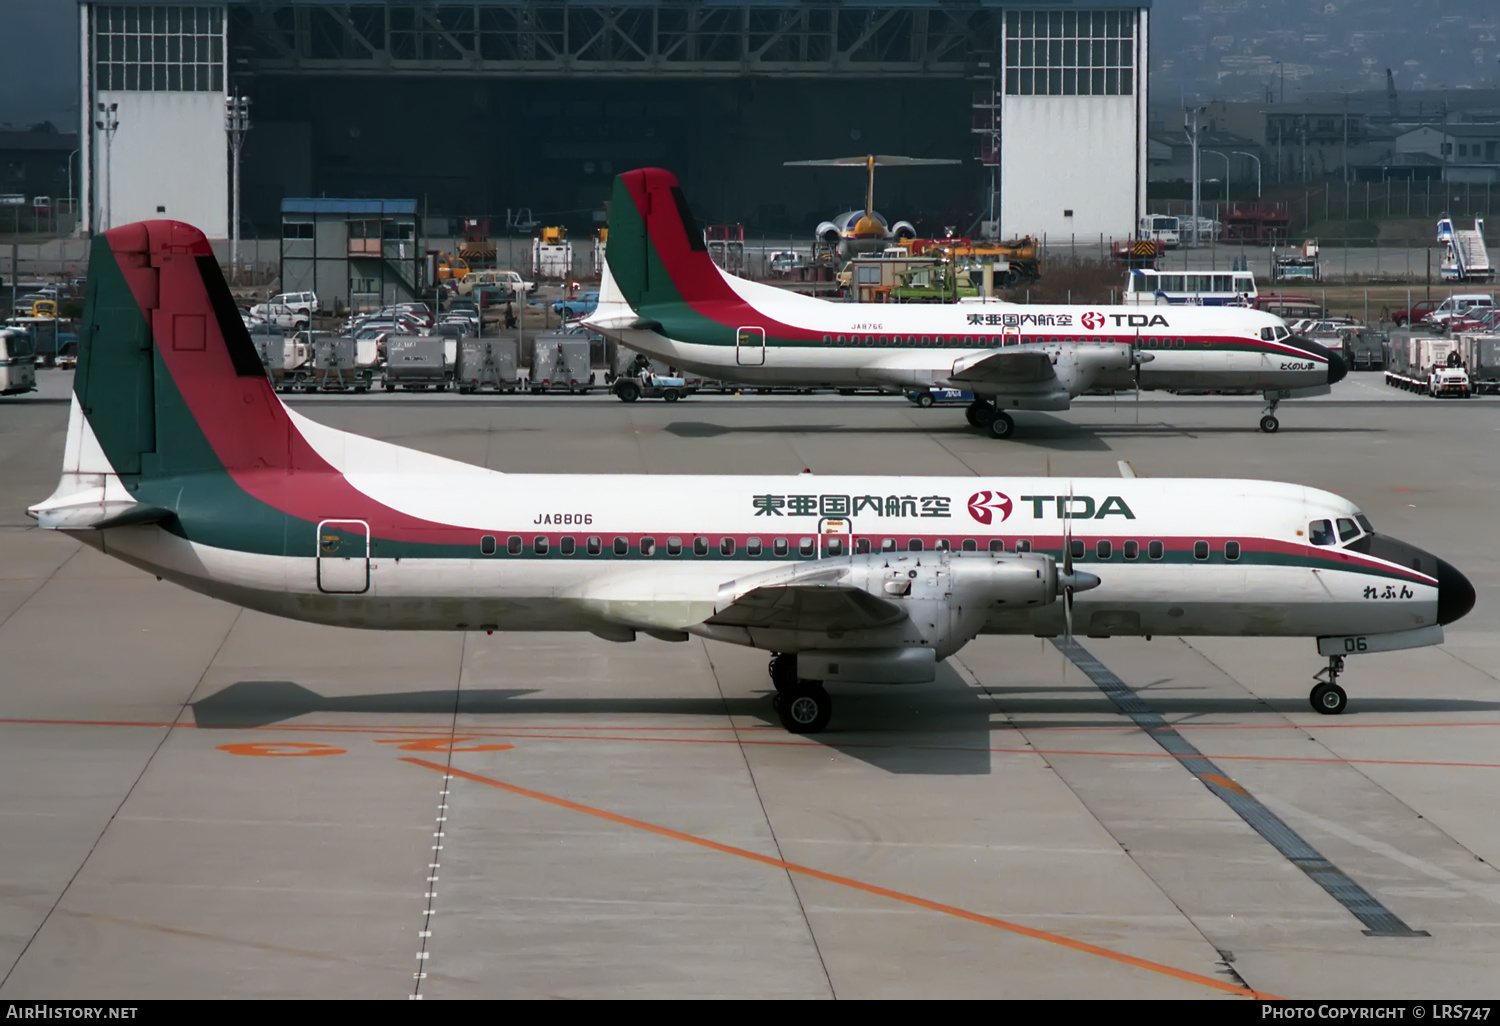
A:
1436,558,1476,626
1326,349,1349,384
1294,335,1347,384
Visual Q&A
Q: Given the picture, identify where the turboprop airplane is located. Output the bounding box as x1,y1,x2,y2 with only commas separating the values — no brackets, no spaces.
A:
31,221,1473,734
585,168,1348,437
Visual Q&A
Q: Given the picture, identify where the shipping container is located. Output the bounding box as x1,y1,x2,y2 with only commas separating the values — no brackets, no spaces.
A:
456,339,520,394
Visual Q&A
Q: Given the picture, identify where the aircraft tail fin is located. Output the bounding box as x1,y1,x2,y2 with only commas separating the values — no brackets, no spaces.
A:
30,220,302,526
605,168,737,313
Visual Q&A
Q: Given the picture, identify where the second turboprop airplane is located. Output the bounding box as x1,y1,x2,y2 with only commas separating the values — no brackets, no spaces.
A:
586,168,1348,438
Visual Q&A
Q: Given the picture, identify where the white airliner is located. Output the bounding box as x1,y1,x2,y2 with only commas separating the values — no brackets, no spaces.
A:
585,168,1347,437
30,220,1473,733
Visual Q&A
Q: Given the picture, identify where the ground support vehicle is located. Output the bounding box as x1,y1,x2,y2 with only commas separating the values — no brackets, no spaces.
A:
456,339,520,394
1385,335,1470,397
310,335,377,392
0,327,37,395
4,317,67,366
906,387,974,407
1333,327,1387,371
532,227,572,279
1458,333,1500,394
384,336,452,391
530,336,592,394
251,331,314,392
1271,240,1321,283
613,371,694,402
1437,218,1494,283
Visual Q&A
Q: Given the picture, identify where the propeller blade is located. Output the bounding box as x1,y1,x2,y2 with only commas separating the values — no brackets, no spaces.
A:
1064,585,1074,644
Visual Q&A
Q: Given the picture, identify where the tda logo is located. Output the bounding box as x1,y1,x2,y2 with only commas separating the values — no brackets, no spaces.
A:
966,491,1013,525
1081,311,1106,330
1021,495,1136,519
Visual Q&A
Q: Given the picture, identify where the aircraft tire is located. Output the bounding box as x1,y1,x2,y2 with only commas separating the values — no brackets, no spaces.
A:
966,401,996,427
987,411,1016,439
774,683,832,734
1260,415,1280,433
1309,682,1347,715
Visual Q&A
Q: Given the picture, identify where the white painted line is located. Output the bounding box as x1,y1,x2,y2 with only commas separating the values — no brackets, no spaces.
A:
427,876,439,881
416,952,430,959
425,892,437,898
429,863,440,868
432,845,443,850
438,804,449,810
436,816,446,822
434,832,445,837
419,931,432,938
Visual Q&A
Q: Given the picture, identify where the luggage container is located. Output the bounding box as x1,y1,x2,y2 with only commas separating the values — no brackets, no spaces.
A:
1459,333,1500,395
530,334,593,393
456,339,520,394
384,336,451,391
252,330,314,391
308,333,377,392
1385,335,1470,397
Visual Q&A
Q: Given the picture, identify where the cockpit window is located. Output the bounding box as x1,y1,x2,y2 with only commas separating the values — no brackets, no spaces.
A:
1308,519,1335,546
1336,518,1360,542
1355,514,1373,534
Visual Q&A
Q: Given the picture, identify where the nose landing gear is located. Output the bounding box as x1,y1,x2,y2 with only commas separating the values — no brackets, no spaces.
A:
1260,395,1281,434
1310,655,1348,714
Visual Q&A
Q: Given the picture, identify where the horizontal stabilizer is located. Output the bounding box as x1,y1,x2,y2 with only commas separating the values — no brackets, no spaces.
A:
33,502,175,532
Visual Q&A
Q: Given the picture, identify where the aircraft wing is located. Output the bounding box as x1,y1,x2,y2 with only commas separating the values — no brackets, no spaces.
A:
947,348,1058,386
706,582,906,634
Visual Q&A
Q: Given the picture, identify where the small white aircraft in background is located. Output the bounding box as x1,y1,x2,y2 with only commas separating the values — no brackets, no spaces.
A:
30,220,1473,734
586,168,1347,437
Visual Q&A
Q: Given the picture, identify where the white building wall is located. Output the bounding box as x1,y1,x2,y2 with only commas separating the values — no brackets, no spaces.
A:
999,95,1140,243
94,91,227,238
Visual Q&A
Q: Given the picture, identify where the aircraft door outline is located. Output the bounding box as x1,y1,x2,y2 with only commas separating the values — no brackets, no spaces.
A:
317,519,370,594
818,516,852,559
736,325,766,366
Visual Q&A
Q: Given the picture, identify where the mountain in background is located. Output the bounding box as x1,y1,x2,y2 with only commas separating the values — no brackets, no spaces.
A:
1151,0,1499,106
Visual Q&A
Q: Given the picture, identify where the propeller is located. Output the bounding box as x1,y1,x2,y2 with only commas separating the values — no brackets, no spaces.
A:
1057,482,1102,646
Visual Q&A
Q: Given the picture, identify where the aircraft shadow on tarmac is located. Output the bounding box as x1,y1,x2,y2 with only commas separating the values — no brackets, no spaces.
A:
190,673,1500,775
665,417,1380,451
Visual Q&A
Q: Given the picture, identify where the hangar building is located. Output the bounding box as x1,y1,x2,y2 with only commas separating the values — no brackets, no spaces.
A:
77,1,1149,246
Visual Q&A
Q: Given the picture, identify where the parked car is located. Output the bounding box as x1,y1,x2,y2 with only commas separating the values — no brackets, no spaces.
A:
249,291,319,324
552,291,600,320
1422,294,1495,331
455,269,534,297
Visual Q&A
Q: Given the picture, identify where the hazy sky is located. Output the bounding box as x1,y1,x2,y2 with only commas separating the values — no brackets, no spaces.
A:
1,1,77,128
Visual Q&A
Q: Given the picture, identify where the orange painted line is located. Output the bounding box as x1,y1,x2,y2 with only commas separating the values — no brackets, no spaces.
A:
401,756,1276,999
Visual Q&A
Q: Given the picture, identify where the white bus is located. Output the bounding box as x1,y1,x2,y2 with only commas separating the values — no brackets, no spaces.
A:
0,327,37,396
1125,269,1257,307
1138,214,1180,249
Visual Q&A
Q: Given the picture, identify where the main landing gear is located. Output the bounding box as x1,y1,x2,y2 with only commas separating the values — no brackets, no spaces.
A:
1260,396,1281,434
768,654,833,734
965,399,1015,440
1310,655,1348,715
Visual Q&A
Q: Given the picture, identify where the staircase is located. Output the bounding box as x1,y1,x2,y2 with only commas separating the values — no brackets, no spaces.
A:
1437,218,1495,283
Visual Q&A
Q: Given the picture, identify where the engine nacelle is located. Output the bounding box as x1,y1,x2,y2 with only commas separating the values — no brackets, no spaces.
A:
816,221,842,245
699,549,1071,663
890,220,917,241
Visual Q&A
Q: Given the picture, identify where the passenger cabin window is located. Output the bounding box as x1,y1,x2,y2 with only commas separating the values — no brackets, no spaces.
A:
934,539,950,551
1070,539,1085,560
640,536,656,556
613,536,628,555
989,539,1005,552
587,536,602,555
962,539,978,552
1308,520,1335,546
720,537,735,556
882,538,897,552
1016,539,1031,552
799,537,814,557
826,538,843,556
747,537,763,556
480,535,496,555
533,536,549,555
1096,540,1112,559
1193,540,1209,560
507,535,522,555
666,537,683,556
1336,518,1359,542
856,538,871,554
773,538,789,557
694,537,709,556
1225,541,1241,561
1123,540,1139,560
1148,540,1164,560
908,539,923,552
560,536,576,555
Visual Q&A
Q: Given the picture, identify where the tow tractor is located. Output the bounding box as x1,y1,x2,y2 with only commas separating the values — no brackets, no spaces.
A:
614,370,694,402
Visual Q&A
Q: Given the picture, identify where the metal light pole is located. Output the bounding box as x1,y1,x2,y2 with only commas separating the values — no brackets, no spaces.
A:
1205,150,1230,206
93,102,118,231
1185,107,1204,248
1233,151,1262,199
225,95,252,284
